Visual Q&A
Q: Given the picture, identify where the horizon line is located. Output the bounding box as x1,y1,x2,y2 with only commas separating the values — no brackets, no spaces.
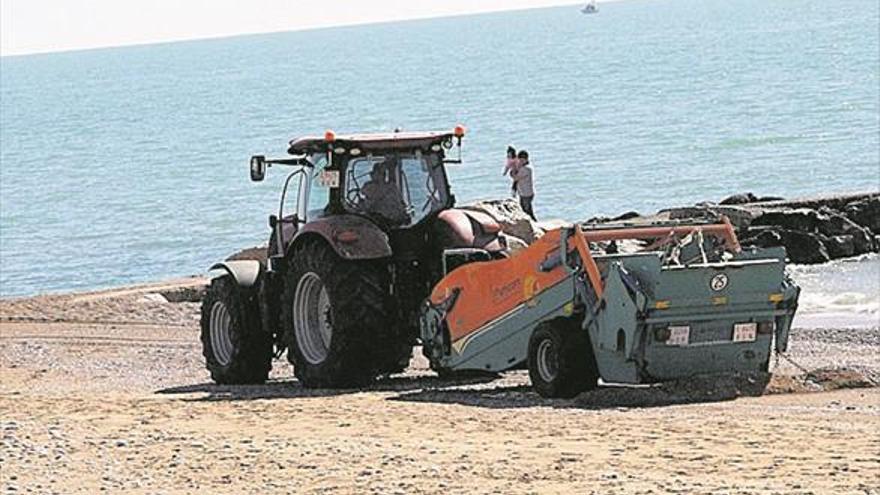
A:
1,1,594,59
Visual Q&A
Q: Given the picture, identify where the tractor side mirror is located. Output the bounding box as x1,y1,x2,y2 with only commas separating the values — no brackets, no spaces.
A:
250,155,266,182
268,214,278,228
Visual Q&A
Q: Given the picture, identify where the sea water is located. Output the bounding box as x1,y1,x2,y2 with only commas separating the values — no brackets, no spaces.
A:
789,253,879,328
1,0,878,307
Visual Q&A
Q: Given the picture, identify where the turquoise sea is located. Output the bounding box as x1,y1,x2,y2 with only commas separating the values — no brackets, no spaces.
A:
1,0,879,298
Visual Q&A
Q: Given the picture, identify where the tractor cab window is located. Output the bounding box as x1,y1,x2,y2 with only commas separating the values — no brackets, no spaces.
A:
344,152,446,228
399,153,445,222
305,153,332,220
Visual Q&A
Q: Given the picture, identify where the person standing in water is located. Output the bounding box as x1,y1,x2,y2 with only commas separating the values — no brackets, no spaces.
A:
513,150,536,220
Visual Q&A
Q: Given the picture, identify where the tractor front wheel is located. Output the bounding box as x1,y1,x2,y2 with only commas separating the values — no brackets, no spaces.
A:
200,276,273,384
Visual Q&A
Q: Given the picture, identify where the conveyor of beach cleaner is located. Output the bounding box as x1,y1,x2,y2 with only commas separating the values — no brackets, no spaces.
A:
420,218,800,384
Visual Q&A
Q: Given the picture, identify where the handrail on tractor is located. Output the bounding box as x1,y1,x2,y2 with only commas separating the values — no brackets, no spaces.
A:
566,217,740,301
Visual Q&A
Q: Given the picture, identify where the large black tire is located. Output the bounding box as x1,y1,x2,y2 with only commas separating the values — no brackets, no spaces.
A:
527,318,598,398
281,241,403,388
200,276,274,384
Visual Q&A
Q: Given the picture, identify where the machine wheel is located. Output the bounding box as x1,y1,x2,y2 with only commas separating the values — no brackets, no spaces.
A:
282,241,400,388
527,318,598,398
200,276,273,384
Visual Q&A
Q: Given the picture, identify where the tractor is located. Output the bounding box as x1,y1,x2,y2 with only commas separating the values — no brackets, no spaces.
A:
201,126,509,388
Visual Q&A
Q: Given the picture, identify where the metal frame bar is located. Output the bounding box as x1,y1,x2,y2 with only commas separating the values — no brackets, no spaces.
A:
580,216,740,251
567,217,741,302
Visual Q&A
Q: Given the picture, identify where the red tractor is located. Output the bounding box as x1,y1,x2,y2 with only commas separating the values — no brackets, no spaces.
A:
201,127,509,387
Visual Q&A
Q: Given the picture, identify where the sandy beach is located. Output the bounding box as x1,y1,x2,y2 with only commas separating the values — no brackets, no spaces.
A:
1,280,878,494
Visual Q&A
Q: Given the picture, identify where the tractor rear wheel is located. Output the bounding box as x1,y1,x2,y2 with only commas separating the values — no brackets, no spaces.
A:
282,241,401,388
200,276,273,384
527,318,598,398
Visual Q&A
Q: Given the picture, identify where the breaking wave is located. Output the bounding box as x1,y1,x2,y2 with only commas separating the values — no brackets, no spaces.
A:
788,253,880,328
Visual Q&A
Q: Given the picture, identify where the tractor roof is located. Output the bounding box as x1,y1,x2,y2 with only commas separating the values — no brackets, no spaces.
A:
288,130,457,155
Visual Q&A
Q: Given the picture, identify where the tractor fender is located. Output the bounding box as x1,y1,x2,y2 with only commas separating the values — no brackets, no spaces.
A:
290,214,392,260
209,260,264,288
434,209,506,252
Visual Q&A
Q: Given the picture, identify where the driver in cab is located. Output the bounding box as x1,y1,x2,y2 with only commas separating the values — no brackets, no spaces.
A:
360,160,410,226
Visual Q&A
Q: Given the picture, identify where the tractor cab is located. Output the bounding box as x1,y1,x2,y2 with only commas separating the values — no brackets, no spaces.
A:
250,128,465,259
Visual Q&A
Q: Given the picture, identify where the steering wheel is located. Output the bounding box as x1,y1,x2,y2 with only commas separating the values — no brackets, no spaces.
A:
346,187,365,205
345,168,373,206
422,174,440,211
351,169,372,184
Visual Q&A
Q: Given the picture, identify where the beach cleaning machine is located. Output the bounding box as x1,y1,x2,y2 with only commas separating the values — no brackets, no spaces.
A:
420,218,801,397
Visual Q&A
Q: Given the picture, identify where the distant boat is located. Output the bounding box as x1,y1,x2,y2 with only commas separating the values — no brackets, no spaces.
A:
581,1,598,14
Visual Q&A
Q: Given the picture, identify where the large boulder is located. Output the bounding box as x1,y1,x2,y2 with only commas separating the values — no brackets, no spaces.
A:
756,195,785,203
750,208,825,233
749,207,875,258
584,215,611,224
821,235,856,259
844,197,880,234
720,192,759,205
816,207,875,254
745,228,830,264
610,211,641,221
661,205,757,230
462,199,543,244
719,192,785,205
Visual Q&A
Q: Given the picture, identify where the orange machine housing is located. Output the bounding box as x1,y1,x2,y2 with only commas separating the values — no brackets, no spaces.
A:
428,219,740,346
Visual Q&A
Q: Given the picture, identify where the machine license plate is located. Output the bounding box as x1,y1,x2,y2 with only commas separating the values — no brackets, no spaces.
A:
667,326,690,346
733,323,757,342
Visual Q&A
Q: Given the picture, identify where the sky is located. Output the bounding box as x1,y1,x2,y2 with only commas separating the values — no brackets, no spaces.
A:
1,0,578,56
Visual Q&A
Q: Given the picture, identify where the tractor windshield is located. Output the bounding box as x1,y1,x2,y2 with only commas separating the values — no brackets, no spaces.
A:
344,152,447,228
